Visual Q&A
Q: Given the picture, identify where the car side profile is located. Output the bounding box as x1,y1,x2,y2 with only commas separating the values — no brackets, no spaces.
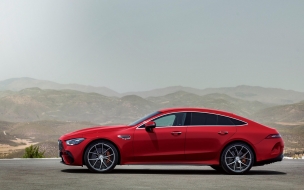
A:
58,107,284,174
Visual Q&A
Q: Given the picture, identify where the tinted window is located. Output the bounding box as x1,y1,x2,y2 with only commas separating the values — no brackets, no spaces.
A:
173,112,187,126
229,118,247,125
217,115,234,125
190,113,217,125
153,112,187,127
154,115,176,127
205,114,217,125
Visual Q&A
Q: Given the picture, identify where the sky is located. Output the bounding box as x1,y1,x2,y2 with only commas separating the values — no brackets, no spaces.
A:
0,0,303,93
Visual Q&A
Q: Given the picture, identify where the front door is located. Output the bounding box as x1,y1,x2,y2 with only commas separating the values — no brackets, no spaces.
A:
133,113,187,163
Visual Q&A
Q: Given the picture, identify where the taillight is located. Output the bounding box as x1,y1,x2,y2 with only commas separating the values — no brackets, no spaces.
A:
266,134,281,139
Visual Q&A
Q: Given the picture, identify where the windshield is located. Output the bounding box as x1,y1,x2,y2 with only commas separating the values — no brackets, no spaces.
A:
128,111,160,126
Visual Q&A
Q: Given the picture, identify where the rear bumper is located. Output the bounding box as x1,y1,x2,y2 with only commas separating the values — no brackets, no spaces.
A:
254,153,283,166
254,137,284,163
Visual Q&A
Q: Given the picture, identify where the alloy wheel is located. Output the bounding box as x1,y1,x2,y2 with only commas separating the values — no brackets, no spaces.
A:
85,141,118,173
221,143,254,174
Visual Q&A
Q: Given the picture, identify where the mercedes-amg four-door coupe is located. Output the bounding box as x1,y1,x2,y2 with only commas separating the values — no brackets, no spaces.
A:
58,107,284,174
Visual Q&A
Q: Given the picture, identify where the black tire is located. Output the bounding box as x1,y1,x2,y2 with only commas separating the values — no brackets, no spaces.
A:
220,142,254,175
210,166,224,173
84,140,118,173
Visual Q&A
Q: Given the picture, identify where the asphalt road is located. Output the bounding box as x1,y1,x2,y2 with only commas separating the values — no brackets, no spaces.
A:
0,159,303,190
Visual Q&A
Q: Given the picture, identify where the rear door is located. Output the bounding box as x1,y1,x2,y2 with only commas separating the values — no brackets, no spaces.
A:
185,112,237,162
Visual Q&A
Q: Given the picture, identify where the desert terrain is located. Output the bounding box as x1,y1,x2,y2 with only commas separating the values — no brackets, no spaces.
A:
0,78,303,158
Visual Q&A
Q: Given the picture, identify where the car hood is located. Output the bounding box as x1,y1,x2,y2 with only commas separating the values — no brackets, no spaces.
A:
60,125,131,139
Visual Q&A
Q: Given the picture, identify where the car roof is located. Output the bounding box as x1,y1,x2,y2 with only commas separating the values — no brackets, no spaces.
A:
159,107,236,117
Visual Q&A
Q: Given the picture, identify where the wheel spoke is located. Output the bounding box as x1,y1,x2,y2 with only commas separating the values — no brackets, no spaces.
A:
89,158,98,160
89,152,98,155
95,145,99,154
102,143,104,155
104,154,114,158
106,159,113,163
228,150,235,157
240,151,249,158
92,159,98,167
103,147,111,155
103,161,108,168
234,146,239,156
99,161,103,170
227,160,236,166
238,146,244,156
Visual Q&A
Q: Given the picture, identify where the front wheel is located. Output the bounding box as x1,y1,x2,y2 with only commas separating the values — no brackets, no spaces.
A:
84,140,118,173
220,143,254,174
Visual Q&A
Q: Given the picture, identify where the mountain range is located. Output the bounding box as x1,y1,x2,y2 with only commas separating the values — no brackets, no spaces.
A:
1,77,304,105
0,77,304,158
0,88,272,124
0,77,120,97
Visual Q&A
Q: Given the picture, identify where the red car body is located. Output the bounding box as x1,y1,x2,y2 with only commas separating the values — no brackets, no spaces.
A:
59,108,284,174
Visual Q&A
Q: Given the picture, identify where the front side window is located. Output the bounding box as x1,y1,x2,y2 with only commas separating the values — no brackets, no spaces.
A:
153,112,187,127
154,114,176,127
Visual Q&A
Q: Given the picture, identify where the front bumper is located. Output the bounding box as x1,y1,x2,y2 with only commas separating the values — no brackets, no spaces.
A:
58,140,75,165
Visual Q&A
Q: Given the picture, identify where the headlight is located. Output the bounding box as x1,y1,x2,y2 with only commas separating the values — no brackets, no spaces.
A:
66,138,85,146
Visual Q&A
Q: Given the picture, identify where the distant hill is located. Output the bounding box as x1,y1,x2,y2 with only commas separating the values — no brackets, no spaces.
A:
147,91,270,117
123,86,203,98
199,85,304,105
252,101,304,123
0,88,153,124
0,77,120,97
0,88,270,123
1,78,304,105
127,85,304,105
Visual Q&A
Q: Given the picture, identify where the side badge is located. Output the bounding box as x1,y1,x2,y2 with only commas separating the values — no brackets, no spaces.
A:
117,135,131,140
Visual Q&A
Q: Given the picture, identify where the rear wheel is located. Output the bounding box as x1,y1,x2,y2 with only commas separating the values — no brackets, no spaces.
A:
84,140,118,173
220,142,254,174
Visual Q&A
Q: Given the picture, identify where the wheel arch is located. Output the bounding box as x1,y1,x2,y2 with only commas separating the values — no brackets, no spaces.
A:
82,138,121,166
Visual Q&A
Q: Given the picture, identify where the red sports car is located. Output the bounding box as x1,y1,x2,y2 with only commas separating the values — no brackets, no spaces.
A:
58,107,284,174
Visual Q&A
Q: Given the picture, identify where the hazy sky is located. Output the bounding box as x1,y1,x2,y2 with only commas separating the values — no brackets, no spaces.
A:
0,0,303,92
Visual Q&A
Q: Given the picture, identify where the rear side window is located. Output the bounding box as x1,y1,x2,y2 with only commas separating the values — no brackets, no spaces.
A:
229,118,247,125
189,113,217,125
217,115,234,125
187,112,247,126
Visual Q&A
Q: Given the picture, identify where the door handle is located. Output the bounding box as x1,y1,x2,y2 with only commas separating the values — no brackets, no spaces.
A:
171,131,182,136
218,131,228,135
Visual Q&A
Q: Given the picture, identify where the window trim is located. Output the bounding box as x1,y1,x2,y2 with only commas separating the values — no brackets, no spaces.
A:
136,111,247,129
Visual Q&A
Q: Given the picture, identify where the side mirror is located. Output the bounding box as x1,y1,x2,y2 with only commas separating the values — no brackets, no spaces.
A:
145,121,156,132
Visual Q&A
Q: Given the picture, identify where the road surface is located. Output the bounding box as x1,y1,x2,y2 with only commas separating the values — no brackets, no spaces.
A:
0,159,303,190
